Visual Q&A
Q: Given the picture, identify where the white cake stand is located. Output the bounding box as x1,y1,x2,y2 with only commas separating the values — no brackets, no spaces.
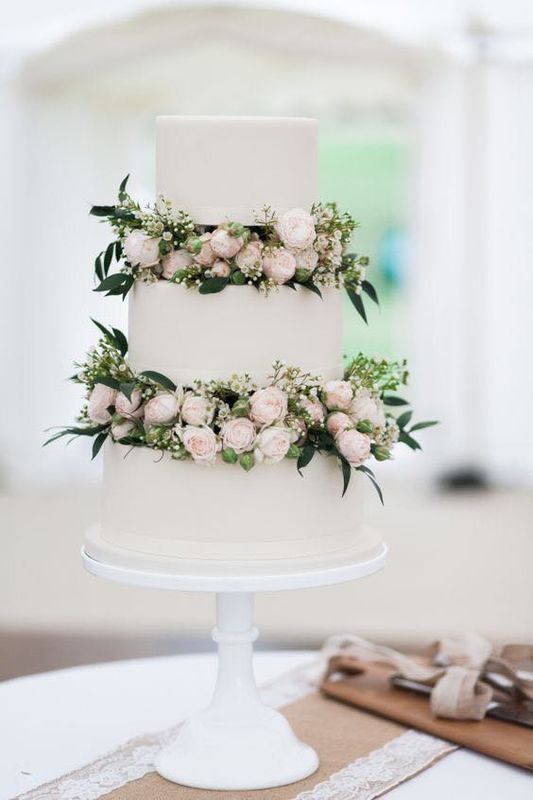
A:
81,541,386,791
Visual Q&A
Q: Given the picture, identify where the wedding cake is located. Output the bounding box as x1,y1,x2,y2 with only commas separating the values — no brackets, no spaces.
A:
50,116,432,576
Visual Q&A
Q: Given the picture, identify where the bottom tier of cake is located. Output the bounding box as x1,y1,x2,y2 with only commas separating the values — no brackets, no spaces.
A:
84,443,384,574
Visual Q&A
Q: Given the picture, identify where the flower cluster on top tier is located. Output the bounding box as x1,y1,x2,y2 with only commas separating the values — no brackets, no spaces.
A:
90,176,377,322
46,322,437,499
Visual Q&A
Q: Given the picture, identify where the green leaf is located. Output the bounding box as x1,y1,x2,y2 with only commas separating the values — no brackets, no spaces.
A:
94,375,121,391
346,288,367,324
115,240,123,261
94,273,129,293
357,465,384,505
90,205,116,217
103,242,115,274
43,424,107,447
284,280,298,291
399,430,422,450
396,410,413,430
362,280,379,306
94,253,103,282
340,457,352,497
300,282,323,299
91,431,108,460
111,327,128,356
118,175,130,195
91,318,112,340
139,370,177,392
222,447,238,464
199,277,230,294
297,444,315,476
383,395,408,406
409,420,439,432
119,381,136,401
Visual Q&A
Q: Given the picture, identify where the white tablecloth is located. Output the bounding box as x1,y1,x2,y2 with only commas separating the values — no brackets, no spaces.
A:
1,652,530,799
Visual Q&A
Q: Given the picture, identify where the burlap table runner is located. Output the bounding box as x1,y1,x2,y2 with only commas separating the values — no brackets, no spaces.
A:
16,661,454,800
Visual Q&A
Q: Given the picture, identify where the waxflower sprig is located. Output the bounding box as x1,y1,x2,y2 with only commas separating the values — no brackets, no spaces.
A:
90,176,378,323
44,322,437,500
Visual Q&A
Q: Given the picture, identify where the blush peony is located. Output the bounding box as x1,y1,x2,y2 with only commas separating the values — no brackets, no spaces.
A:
221,417,256,454
276,208,316,250
291,246,319,273
88,383,117,424
210,259,231,278
181,393,212,426
195,233,217,267
250,386,288,426
210,229,243,259
326,411,353,437
115,389,144,419
336,428,371,467
323,380,353,411
261,248,296,285
349,388,386,430
144,393,179,428
111,419,135,441
161,248,193,280
255,426,293,464
299,396,326,424
123,230,161,267
181,425,220,465
235,240,263,271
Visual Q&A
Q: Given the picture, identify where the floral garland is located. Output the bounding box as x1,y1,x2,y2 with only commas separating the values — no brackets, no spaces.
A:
90,177,377,322
45,321,437,499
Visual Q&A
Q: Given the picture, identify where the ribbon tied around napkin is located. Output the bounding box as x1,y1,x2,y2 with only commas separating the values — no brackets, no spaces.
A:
322,633,533,721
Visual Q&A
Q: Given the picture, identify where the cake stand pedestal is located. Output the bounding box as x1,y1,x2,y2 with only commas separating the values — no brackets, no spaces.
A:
81,543,386,791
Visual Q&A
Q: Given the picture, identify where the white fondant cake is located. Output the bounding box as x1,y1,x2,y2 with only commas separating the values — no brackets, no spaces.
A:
85,116,384,575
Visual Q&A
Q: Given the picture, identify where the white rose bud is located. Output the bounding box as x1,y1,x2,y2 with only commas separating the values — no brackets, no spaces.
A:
195,232,217,267
291,246,319,273
144,393,179,428
250,386,288,426
336,428,371,467
300,396,325,424
235,240,263,270
115,389,144,419
326,411,353,437
88,383,117,424
210,259,231,278
181,425,220,465
255,426,293,464
111,419,135,441
162,248,193,280
181,393,212,426
349,388,386,429
323,380,353,411
210,228,243,259
261,248,296,285
123,230,161,267
276,208,316,250
221,417,256,454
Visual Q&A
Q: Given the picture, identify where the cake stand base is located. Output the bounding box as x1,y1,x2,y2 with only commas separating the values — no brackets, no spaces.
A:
82,544,386,790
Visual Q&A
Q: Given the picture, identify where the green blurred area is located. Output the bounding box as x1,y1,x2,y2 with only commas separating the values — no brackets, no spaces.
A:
318,127,410,361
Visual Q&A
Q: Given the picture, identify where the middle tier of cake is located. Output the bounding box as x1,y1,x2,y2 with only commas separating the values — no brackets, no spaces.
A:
127,283,343,385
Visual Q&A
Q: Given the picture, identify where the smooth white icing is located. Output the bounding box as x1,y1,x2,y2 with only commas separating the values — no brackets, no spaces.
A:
127,282,343,385
156,116,317,224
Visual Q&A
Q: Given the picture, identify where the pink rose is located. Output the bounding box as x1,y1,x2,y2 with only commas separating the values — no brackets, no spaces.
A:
261,248,296,285
88,383,117,424
111,419,135,441
299,396,325,424
181,425,220,465
350,389,386,429
250,386,288,426
210,229,243,259
221,417,256,454
292,246,318,273
210,259,231,278
162,248,192,280
255,426,293,464
144,393,179,428
123,230,161,267
276,208,316,250
235,240,262,271
195,233,217,267
115,389,143,419
336,428,371,467
323,380,353,411
326,411,353,437
181,393,212,426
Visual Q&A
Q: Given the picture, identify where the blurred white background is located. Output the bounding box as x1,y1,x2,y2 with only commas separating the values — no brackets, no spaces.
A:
1,0,532,677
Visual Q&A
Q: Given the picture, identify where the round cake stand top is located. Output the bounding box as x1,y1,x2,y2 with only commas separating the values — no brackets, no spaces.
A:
81,543,387,593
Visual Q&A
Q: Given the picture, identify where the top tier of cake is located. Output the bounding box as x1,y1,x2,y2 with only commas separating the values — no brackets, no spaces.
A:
156,116,317,225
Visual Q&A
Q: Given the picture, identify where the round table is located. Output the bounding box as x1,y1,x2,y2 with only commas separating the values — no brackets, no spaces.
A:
1,652,530,799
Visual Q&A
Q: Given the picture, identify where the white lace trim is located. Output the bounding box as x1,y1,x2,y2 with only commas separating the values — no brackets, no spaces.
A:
15,660,454,800
295,730,455,800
